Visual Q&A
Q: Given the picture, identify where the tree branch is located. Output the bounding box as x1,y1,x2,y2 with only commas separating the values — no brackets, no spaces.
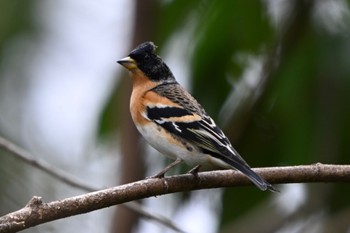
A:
0,163,349,233
0,135,185,232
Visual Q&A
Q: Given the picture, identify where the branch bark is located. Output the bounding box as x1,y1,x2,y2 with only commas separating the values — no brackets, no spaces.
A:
1,163,350,233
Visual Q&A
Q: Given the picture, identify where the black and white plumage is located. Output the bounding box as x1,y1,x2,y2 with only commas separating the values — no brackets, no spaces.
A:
118,41,277,192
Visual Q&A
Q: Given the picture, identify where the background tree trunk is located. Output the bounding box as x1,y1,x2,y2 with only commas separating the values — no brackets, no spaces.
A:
111,1,158,232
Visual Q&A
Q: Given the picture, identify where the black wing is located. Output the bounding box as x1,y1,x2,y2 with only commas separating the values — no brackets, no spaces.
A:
146,86,276,191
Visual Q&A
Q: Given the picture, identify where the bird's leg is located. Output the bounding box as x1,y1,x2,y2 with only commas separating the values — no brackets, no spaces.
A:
151,158,183,178
187,165,201,179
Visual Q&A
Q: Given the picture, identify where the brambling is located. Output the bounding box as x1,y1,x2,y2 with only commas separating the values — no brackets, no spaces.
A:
117,41,277,192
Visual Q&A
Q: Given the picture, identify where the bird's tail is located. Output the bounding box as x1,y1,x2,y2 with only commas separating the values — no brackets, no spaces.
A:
226,157,278,192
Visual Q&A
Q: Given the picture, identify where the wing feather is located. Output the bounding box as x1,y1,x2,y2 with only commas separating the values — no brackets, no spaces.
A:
146,85,276,191
145,104,244,164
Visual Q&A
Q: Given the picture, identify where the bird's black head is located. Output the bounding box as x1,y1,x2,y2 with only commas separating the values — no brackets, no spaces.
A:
118,42,175,82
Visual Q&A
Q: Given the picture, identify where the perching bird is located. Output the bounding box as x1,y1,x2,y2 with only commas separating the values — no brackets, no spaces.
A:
117,41,277,192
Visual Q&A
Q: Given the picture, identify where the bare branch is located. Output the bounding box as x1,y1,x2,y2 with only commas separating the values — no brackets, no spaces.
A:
0,136,96,191
0,163,350,233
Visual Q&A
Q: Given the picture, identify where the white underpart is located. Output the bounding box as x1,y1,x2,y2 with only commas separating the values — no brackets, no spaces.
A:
136,121,225,168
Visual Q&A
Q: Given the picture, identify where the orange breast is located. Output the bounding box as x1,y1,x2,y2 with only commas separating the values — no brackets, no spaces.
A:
129,69,182,126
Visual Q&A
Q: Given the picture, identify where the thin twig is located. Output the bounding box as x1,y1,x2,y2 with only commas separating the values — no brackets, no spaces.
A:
0,135,185,233
0,136,97,191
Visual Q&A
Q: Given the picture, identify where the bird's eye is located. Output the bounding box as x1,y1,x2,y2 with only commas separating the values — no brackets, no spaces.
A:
144,55,150,61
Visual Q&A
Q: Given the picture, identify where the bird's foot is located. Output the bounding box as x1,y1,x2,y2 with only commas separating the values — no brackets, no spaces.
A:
148,158,183,179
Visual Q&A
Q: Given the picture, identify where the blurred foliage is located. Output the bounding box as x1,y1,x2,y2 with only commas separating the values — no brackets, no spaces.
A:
191,1,273,116
0,1,36,54
158,1,274,117
0,0,37,215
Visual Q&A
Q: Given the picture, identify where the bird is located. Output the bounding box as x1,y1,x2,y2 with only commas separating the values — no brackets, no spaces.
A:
117,41,277,192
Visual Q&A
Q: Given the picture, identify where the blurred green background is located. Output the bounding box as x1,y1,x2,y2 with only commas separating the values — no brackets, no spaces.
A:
1,0,350,232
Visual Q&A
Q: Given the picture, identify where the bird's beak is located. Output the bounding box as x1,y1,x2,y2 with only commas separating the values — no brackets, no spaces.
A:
117,56,137,70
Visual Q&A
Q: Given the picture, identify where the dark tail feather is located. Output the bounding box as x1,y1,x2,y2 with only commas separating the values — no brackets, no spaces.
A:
225,158,279,192
237,163,278,192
